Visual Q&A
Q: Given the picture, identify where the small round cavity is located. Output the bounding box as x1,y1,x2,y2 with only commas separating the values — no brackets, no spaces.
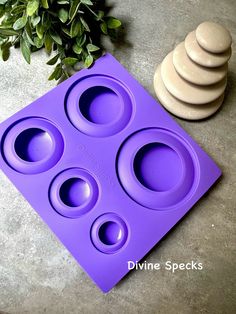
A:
59,178,90,207
91,213,128,254
98,221,122,245
14,128,53,162
49,168,99,218
134,143,183,192
79,86,121,124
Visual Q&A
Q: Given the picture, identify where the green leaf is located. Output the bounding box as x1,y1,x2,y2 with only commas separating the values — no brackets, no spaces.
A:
86,43,99,52
27,0,39,17
36,23,45,39
100,21,107,34
57,0,69,4
72,43,82,54
70,19,83,38
46,53,60,65
11,5,26,16
0,29,19,36
44,32,53,54
0,0,8,4
41,0,49,9
13,16,27,31
24,29,35,46
107,17,121,29
49,30,62,45
1,42,11,61
76,34,86,46
80,17,90,32
58,8,68,23
84,54,93,67
62,57,78,66
96,10,104,21
31,16,41,27
69,0,80,21
62,27,71,37
20,37,31,63
48,64,62,80
34,36,44,48
81,0,93,5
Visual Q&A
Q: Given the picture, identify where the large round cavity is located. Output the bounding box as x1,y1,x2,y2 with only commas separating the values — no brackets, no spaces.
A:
134,143,183,192
14,128,53,162
59,178,90,207
79,86,121,124
117,128,199,210
98,221,122,245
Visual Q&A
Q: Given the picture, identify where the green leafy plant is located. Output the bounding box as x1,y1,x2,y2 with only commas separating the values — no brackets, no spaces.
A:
0,0,122,82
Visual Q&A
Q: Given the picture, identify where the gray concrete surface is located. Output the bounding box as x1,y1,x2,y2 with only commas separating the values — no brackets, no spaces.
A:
0,0,235,313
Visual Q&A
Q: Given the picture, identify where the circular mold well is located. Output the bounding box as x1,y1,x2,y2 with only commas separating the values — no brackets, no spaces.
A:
134,143,183,192
65,75,134,137
2,117,64,174
91,213,128,254
14,128,53,162
117,128,199,210
79,86,121,125
49,168,99,218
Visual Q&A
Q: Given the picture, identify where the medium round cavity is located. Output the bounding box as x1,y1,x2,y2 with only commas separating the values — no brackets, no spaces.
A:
66,75,134,137
59,178,90,207
2,117,64,174
134,143,183,192
49,168,99,218
79,86,122,124
117,128,199,210
14,128,53,162
91,213,128,254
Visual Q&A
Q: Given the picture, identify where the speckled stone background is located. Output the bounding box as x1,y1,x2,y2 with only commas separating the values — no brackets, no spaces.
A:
0,1,235,313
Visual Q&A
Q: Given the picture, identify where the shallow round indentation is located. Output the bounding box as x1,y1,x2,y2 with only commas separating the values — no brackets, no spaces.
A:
59,178,91,207
49,168,99,218
79,86,122,125
91,213,128,254
15,128,53,162
134,143,183,192
117,128,200,210
2,117,64,174
65,75,134,137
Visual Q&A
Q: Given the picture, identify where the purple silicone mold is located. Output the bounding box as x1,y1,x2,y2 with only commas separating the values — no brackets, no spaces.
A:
0,53,221,293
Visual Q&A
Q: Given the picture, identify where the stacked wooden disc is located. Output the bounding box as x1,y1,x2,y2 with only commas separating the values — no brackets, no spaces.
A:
154,21,232,120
